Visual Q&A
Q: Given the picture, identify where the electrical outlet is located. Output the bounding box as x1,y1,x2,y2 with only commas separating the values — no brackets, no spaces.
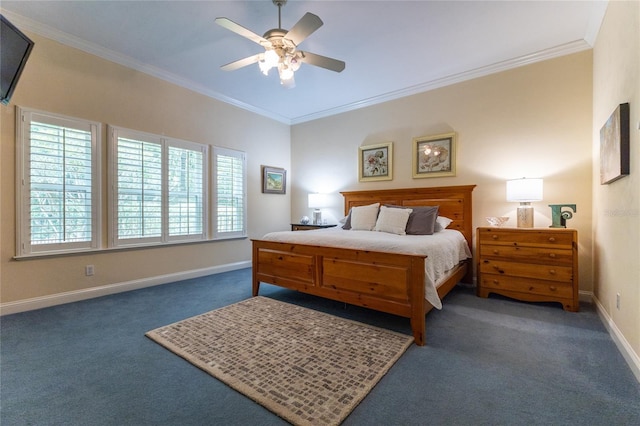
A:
85,265,95,276
616,293,620,310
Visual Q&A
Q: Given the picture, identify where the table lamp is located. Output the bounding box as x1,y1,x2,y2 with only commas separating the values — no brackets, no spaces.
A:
308,193,329,225
506,178,543,228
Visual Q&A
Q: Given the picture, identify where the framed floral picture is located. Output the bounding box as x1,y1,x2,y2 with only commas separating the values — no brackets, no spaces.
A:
412,132,456,178
262,166,286,194
358,142,393,182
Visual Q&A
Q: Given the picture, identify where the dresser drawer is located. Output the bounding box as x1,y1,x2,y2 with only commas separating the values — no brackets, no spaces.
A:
479,273,574,299
479,244,573,266
479,259,573,283
477,228,574,248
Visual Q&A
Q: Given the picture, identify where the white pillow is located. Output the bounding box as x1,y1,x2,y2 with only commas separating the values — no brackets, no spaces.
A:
374,206,413,235
435,216,453,232
350,203,380,231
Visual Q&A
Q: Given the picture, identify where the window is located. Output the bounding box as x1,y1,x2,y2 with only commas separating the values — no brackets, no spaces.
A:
109,126,208,247
213,147,246,239
16,107,101,256
16,109,244,257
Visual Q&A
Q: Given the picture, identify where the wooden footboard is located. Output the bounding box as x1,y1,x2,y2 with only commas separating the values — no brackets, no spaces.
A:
252,240,429,344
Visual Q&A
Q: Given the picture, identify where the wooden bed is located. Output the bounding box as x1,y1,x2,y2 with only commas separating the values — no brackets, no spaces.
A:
252,185,475,345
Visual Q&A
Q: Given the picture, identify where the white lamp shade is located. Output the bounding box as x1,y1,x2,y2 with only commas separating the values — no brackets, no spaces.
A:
506,178,543,202
308,193,329,209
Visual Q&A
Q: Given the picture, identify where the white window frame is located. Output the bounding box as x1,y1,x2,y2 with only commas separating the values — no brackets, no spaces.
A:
108,126,208,248
212,146,247,240
15,107,102,256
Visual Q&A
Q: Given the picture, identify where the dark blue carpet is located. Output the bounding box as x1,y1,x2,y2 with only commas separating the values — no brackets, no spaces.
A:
2,268,639,425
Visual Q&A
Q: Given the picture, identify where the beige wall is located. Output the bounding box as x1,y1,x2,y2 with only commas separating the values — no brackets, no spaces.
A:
0,34,291,306
292,51,594,294
592,0,640,372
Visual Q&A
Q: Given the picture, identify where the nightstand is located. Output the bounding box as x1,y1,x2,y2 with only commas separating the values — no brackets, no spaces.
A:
476,227,578,311
291,223,337,231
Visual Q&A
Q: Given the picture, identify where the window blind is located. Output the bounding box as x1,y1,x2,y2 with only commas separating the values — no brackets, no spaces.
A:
109,126,208,247
168,145,205,238
213,147,246,238
16,108,101,256
116,136,162,241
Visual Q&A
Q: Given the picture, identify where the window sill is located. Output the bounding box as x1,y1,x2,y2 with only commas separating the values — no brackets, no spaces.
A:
13,235,248,260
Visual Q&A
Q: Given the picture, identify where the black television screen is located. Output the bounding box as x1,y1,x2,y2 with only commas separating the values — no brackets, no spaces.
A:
1,14,34,105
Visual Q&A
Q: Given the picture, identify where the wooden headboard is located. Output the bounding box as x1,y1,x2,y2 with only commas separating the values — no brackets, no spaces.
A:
340,185,476,249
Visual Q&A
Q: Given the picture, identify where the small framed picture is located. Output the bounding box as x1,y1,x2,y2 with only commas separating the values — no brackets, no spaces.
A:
358,142,393,182
262,166,286,194
412,132,456,178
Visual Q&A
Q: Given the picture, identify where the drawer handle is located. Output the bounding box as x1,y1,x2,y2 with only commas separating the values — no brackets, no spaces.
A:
492,279,499,284
548,237,556,242
549,286,557,291
491,234,498,240
493,266,505,274
493,249,499,255
549,269,557,275
549,253,557,258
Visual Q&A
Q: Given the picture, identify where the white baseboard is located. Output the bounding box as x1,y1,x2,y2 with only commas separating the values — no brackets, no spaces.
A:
579,289,593,303
0,261,251,316
592,295,640,383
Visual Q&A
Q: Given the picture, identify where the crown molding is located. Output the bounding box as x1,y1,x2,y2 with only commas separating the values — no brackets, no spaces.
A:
290,39,592,124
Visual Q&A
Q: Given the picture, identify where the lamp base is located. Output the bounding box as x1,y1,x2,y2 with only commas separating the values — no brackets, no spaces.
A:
516,204,534,228
312,209,322,225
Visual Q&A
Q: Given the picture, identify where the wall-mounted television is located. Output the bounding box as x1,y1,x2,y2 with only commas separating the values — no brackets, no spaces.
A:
1,14,35,105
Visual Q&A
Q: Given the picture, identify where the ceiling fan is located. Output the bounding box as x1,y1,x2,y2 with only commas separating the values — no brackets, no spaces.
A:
215,0,345,87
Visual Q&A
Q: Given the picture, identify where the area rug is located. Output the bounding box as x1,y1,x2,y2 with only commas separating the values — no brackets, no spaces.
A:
146,296,412,425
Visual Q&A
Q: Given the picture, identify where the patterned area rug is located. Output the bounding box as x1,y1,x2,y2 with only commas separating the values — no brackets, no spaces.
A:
146,296,412,425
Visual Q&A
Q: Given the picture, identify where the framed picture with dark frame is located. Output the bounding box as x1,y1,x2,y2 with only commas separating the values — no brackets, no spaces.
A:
262,166,286,194
600,102,630,185
412,132,457,178
358,142,393,182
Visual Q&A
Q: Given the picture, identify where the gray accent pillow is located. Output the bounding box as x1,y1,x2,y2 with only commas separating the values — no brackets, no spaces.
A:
386,205,439,235
342,211,352,229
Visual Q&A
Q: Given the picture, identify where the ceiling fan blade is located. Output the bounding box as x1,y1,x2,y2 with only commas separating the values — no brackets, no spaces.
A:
299,51,345,73
285,13,323,46
220,53,262,71
215,17,270,47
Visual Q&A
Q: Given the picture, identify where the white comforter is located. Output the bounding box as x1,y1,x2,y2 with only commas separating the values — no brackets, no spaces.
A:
259,227,472,309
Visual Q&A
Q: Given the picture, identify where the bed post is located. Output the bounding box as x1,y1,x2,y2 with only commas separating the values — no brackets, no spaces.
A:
410,257,426,346
252,242,260,296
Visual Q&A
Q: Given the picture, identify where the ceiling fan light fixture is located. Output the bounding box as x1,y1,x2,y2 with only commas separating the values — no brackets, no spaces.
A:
289,55,301,72
259,49,279,75
278,63,294,81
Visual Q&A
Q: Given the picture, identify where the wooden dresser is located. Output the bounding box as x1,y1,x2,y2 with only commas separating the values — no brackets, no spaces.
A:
476,227,578,311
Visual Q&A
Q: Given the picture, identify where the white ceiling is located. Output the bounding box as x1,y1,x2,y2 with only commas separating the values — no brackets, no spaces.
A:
1,1,607,124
